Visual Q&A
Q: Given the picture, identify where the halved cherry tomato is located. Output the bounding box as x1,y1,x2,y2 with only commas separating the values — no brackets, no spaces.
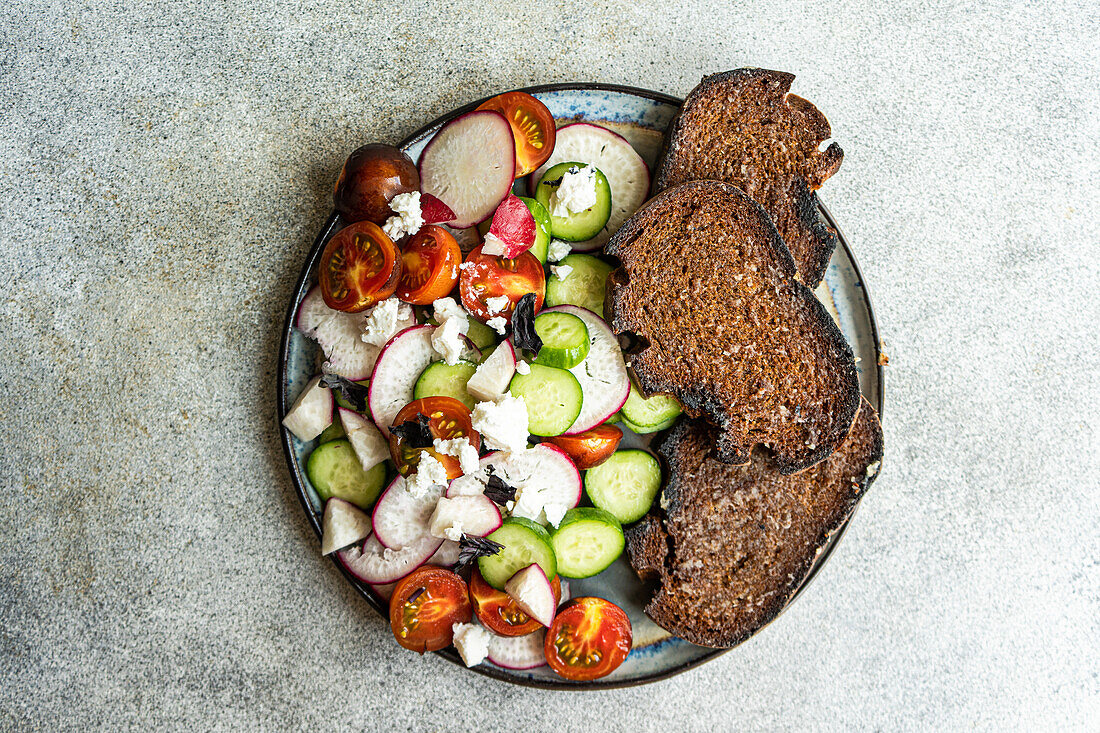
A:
389,566,472,653
396,225,461,304
469,567,561,637
388,397,480,479
476,92,556,177
544,597,632,681
319,221,401,312
547,424,623,470
459,245,545,324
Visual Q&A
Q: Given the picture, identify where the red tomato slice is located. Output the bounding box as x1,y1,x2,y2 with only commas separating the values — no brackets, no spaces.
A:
389,566,472,653
388,397,480,480
396,225,461,305
319,221,401,312
459,245,545,324
476,91,556,176
547,424,623,470
544,597,632,681
469,567,561,637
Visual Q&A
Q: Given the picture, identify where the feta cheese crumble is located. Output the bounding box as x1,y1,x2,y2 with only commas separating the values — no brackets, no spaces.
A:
433,437,480,476
452,622,491,667
547,239,572,262
511,483,570,528
548,165,598,218
361,297,415,347
431,297,471,365
471,394,529,454
515,360,531,375
381,191,424,240
480,232,507,256
485,294,510,315
486,315,508,335
406,452,449,497
550,264,573,280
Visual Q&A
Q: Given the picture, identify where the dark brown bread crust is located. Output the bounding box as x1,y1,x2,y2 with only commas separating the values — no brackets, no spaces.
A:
605,180,860,473
626,397,883,648
655,68,843,287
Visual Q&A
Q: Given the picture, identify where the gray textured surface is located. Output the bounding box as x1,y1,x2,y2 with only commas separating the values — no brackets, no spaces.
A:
1,0,1098,729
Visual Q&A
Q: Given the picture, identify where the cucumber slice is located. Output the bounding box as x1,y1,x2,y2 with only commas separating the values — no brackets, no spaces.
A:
549,507,624,578
532,312,590,369
533,162,612,242
606,412,622,425
620,383,683,428
620,414,678,434
306,439,387,509
317,420,346,444
465,319,498,350
413,360,479,409
479,517,557,590
519,196,551,263
508,364,583,436
584,450,662,524
544,254,614,317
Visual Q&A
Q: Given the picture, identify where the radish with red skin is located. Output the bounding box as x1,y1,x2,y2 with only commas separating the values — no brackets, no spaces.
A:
429,495,503,541
338,407,389,470
296,286,385,380
481,194,536,258
368,324,437,436
447,444,582,525
486,628,547,670
419,193,456,225
419,110,516,228
282,375,333,441
371,476,444,550
337,532,442,585
321,498,372,555
504,563,557,627
427,539,461,567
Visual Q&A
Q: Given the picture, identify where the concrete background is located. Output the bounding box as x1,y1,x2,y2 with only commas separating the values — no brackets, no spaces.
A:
1,0,1097,730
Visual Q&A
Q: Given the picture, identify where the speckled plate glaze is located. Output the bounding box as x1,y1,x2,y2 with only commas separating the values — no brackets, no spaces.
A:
278,84,884,689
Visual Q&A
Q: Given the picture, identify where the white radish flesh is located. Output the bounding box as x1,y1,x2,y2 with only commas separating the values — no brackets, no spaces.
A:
337,533,442,585
419,110,517,228
466,341,516,402
320,498,372,555
338,408,389,470
371,476,444,550
543,305,631,434
429,495,503,541
296,286,378,380
505,564,556,627
486,628,547,670
447,445,582,526
530,123,650,251
282,375,333,441
368,325,437,436
427,539,461,567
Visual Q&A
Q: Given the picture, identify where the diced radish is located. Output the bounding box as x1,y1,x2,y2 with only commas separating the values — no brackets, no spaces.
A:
337,533,442,585
427,539,461,567
320,498,372,555
486,628,547,670
466,341,516,402
429,495,503,541
481,194,535,258
282,375,333,441
542,305,630,434
505,564,556,627
368,325,437,436
447,444,582,526
296,286,378,380
338,408,389,470
419,192,456,225
371,476,444,550
460,336,482,363
530,123,650,251
419,110,516,228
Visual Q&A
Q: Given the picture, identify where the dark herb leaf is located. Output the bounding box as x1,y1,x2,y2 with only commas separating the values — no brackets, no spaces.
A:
454,534,504,572
541,175,564,188
483,465,517,505
408,586,426,604
390,413,433,448
511,293,542,356
318,373,370,413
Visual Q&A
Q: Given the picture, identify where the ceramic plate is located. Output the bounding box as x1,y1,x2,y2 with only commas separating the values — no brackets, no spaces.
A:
278,84,884,689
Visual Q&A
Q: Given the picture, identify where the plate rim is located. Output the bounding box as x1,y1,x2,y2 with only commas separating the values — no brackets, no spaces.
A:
277,81,885,690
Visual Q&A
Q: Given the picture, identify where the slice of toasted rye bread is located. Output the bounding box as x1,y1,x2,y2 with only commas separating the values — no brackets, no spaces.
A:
655,68,843,286
626,397,883,648
605,180,859,473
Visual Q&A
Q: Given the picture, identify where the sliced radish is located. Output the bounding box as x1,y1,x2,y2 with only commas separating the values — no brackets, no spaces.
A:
447,444,582,526
420,192,456,225
338,408,389,470
427,539,461,567
368,324,437,436
369,581,395,601
429,495,503,541
320,498,372,555
466,341,516,402
543,305,630,434
530,123,650,251
296,286,379,380
371,476,444,550
482,194,535,258
486,628,547,670
337,533,442,585
419,110,516,228
442,224,481,253
505,563,556,627
282,375,333,441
